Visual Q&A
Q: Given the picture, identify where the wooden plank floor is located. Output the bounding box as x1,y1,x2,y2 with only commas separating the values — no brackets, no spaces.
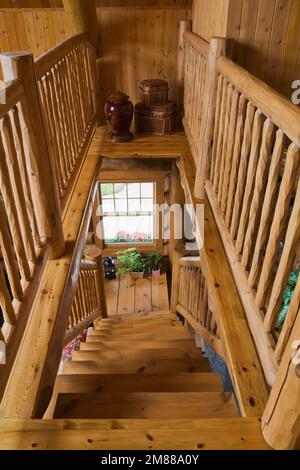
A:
105,273,169,316
89,127,190,159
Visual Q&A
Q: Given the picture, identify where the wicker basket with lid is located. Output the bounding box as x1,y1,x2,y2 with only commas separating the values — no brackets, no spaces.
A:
135,101,176,135
139,79,169,106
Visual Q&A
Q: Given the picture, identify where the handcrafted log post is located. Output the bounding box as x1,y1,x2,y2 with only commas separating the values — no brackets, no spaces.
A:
170,245,185,313
84,245,108,318
62,0,101,57
0,52,65,259
194,37,226,199
262,304,300,449
91,186,104,251
177,19,192,128
169,162,185,263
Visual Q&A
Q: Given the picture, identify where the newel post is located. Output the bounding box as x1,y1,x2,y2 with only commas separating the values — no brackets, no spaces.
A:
262,305,300,449
194,37,226,199
177,19,192,129
0,52,65,259
170,245,185,313
84,245,108,319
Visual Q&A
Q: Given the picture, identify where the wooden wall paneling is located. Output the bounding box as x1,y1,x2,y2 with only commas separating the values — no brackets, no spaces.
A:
0,5,191,111
0,1,192,7
192,0,300,100
192,0,229,40
279,0,300,97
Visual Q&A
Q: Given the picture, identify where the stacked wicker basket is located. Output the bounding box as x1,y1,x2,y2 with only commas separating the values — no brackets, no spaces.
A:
135,79,177,135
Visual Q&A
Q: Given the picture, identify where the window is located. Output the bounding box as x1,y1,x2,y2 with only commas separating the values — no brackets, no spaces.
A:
100,182,155,245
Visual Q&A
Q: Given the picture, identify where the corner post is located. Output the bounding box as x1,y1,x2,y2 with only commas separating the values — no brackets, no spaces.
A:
177,19,192,129
62,0,101,57
194,37,226,199
84,245,108,319
262,307,300,449
170,245,185,313
0,52,65,259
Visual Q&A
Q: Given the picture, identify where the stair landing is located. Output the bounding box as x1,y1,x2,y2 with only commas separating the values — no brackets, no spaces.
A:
105,273,169,316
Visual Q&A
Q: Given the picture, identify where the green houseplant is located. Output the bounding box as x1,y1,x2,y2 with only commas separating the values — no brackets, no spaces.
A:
116,248,145,280
144,252,162,277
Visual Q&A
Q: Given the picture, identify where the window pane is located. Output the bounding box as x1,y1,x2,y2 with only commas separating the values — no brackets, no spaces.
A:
141,182,154,198
101,183,114,198
115,198,127,213
103,215,153,243
141,198,153,213
128,199,140,213
114,183,126,198
127,183,140,198
102,199,115,213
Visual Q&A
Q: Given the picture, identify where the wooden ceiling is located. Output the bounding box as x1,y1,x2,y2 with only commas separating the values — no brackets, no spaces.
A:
0,0,192,8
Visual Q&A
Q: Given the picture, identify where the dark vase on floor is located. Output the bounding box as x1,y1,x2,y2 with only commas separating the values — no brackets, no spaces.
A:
104,91,133,142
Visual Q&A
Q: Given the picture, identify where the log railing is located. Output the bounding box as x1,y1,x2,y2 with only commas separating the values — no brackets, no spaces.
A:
0,34,98,411
64,260,102,346
182,29,209,162
0,77,64,388
35,33,97,211
181,28,300,449
171,250,224,360
205,57,300,385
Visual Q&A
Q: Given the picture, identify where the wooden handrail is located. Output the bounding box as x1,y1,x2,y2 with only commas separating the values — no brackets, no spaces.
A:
35,33,88,80
0,53,65,259
34,160,101,418
183,30,209,58
35,33,97,211
176,151,269,417
182,30,212,168
0,30,99,417
0,80,23,117
64,257,102,346
0,75,60,401
181,24,300,448
262,304,300,449
216,56,300,146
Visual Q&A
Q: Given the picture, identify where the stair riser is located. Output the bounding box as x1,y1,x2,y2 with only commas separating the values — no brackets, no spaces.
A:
73,350,202,361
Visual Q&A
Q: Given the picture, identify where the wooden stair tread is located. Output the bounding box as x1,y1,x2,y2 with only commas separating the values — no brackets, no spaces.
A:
89,329,191,340
101,310,174,322
54,392,238,419
45,372,224,419
90,328,190,336
83,339,198,348
62,357,211,374
1,417,271,450
54,373,224,393
95,318,181,330
73,348,203,361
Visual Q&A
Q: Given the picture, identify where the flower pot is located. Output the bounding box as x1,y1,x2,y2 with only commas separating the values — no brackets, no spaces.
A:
130,271,144,281
152,268,161,277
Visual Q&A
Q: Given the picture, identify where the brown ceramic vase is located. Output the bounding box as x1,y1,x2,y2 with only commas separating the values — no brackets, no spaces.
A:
104,91,133,142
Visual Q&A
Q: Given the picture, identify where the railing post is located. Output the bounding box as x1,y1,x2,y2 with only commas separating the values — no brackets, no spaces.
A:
177,19,192,129
194,37,226,199
84,245,108,318
170,245,185,313
0,52,65,259
262,305,300,449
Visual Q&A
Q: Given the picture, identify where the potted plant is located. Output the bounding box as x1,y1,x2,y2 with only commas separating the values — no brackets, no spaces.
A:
144,252,162,277
116,248,145,280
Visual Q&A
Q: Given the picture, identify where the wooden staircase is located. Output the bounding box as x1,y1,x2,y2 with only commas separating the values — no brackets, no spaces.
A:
53,311,239,420
40,310,271,449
